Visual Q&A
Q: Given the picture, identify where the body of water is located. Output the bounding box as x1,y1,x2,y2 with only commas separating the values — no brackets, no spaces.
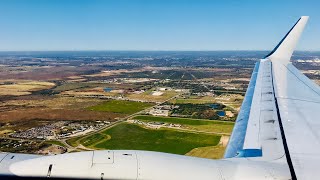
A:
104,87,113,92
217,111,225,117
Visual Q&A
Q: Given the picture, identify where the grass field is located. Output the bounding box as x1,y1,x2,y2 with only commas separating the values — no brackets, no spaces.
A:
79,123,221,155
133,115,234,134
66,136,83,147
81,133,110,147
86,100,154,114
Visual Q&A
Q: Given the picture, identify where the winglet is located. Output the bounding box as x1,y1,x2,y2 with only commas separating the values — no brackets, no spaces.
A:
265,16,309,63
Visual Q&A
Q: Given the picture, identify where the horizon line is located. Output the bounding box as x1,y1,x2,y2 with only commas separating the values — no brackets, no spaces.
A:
0,49,319,52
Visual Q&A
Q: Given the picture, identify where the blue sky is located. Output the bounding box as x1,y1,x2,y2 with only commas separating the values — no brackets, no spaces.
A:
0,0,319,51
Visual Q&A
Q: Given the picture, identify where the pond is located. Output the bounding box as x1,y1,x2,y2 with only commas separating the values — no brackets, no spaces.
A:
103,87,113,92
217,111,225,117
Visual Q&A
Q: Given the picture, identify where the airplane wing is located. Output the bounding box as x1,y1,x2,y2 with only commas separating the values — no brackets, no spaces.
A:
225,16,320,180
0,16,318,180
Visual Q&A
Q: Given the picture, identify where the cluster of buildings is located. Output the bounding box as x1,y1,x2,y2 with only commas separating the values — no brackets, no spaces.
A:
10,124,57,140
149,105,179,117
10,121,110,140
58,121,110,139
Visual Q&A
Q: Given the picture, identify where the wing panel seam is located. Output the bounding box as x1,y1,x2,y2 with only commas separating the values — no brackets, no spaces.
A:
271,62,297,180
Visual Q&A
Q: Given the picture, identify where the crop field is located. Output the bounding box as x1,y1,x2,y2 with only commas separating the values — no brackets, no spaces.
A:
133,115,234,134
87,100,154,114
79,123,221,155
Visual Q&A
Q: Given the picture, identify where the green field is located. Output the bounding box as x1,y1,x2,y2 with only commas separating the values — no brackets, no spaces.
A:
86,100,154,114
133,115,234,134
80,123,221,155
81,133,109,147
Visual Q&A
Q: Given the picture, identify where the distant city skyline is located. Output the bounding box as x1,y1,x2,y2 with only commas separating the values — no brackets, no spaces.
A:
0,0,319,51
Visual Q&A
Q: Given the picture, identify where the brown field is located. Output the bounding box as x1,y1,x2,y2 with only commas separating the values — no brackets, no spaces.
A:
0,108,123,122
0,96,124,122
0,66,99,80
185,145,226,159
61,90,119,97
0,80,55,96
1,96,102,110
84,69,144,77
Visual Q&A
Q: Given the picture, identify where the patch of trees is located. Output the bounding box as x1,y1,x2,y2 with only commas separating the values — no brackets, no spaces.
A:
171,103,226,120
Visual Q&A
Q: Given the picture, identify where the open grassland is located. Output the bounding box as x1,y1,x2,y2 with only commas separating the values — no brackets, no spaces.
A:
79,123,221,155
133,115,234,134
126,90,178,102
2,97,103,110
0,97,124,122
87,100,154,114
0,80,55,96
169,96,217,104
